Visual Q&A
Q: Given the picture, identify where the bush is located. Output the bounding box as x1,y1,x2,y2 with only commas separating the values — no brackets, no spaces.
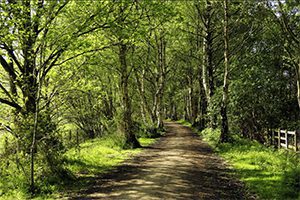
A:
199,128,221,147
281,153,300,199
133,121,163,139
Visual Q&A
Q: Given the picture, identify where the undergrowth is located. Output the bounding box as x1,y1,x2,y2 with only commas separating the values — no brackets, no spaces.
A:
0,134,157,200
64,135,156,176
180,120,300,200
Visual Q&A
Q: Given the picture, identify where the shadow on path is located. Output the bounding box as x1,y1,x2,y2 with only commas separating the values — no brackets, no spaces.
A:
67,122,248,200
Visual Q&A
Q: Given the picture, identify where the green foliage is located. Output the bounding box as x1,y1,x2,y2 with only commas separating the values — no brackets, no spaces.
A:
199,128,221,147
176,119,192,128
280,154,300,199
64,90,107,139
64,135,156,176
0,0,299,198
202,130,300,199
64,136,135,176
138,138,157,147
0,131,157,199
219,143,299,199
0,158,28,199
0,110,70,198
133,121,163,139
61,134,157,197
177,118,300,200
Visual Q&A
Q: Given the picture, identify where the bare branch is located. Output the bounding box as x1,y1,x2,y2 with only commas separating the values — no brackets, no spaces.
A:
0,46,22,73
0,123,20,139
0,82,18,105
0,97,21,111
0,55,17,78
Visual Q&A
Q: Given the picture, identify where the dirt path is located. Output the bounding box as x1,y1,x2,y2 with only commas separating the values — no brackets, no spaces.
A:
69,122,247,200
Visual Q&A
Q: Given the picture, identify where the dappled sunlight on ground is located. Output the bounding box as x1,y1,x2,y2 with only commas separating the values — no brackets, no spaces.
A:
67,122,248,200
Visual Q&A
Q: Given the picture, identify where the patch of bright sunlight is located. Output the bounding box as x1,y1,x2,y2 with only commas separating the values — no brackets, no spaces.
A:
138,138,157,147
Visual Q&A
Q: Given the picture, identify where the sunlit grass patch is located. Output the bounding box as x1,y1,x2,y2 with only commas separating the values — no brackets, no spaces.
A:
218,143,288,199
139,138,157,147
0,133,158,200
64,136,157,176
176,119,192,127
210,131,299,199
177,120,300,199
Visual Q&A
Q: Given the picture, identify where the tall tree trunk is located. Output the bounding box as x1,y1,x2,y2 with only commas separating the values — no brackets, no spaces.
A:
30,72,41,194
152,30,166,129
297,62,300,110
20,0,39,193
139,69,147,123
220,0,230,143
199,78,207,130
194,1,208,129
135,68,151,124
202,26,210,110
171,101,177,120
186,59,197,124
119,43,140,148
188,83,193,121
202,0,215,128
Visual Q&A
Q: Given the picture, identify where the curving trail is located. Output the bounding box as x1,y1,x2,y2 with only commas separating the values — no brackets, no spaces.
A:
69,122,248,200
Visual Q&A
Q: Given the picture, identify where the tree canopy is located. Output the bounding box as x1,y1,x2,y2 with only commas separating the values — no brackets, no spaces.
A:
0,0,299,196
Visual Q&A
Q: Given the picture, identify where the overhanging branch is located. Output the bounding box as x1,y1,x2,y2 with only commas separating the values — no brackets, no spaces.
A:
0,97,21,111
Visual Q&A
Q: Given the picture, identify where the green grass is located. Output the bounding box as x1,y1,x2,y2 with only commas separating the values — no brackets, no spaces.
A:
58,136,157,198
176,119,192,127
64,136,156,176
139,137,157,146
218,141,299,199
179,120,300,200
0,135,158,200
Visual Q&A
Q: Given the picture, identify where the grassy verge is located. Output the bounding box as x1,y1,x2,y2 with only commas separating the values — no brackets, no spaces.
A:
58,136,158,199
0,136,158,200
64,136,157,177
179,120,300,200
176,119,192,127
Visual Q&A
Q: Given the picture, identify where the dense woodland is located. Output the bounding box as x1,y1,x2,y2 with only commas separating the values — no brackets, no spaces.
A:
0,0,299,198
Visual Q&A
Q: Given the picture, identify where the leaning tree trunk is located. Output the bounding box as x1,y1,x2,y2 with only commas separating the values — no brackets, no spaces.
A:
119,43,140,148
220,0,230,143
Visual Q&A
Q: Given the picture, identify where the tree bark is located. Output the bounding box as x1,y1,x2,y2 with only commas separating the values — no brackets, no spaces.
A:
193,1,208,130
202,0,215,128
220,0,230,143
297,62,300,110
152,30,166,129
119,43,140,148
135,68,152,124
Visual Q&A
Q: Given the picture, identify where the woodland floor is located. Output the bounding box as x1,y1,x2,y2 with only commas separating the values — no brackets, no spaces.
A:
67,122,250,200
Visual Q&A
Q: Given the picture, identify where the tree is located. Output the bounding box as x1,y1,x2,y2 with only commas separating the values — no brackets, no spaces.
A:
268,0,300,111
219,0,230,143
0,0,114,192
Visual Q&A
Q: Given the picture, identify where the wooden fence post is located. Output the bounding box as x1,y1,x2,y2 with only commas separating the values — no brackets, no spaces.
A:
270,129,298,152
278,129,281,149
285,130,288,149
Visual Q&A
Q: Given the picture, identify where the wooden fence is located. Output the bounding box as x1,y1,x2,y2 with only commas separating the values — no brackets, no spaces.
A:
270,129,299,151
